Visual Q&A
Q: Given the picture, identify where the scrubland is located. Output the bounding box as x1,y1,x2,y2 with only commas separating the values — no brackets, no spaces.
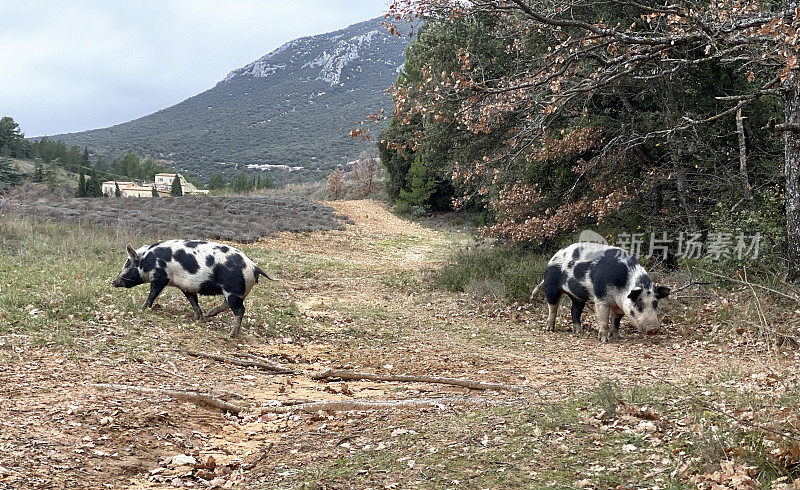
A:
0,198,798,489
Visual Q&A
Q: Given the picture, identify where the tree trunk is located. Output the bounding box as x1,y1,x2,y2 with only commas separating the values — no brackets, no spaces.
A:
785,71,800,282
663,77,698,229
736,107,753,201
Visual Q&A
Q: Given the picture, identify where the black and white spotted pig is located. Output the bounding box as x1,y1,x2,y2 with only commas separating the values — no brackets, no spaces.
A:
111,239,274,336
531,243,670,342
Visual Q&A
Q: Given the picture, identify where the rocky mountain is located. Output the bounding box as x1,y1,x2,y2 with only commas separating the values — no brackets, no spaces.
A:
52,17,412,182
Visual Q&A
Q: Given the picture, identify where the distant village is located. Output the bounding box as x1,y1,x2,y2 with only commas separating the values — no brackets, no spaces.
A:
102,173,209,198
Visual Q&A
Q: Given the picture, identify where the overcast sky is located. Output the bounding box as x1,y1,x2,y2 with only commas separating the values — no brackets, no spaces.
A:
0,1,391,137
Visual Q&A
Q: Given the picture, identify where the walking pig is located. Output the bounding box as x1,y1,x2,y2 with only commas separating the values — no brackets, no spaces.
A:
111,240,274,336
531,243,670,342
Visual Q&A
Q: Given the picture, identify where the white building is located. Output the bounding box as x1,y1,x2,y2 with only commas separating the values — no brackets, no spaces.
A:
154,173,209,195
101,181,135,196
101,173,208,198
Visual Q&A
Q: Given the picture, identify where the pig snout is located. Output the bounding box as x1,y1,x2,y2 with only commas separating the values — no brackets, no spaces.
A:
639,323,660,335
110,277,123,287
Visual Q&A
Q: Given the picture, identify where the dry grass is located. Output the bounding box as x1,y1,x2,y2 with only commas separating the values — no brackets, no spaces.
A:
0,200,799,488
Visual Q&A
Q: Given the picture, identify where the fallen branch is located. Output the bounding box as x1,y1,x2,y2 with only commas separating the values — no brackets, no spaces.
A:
232,352,295,373
696,268,800,303
186,350,294,374
92,383,246,414
259,397,494,414
310,369,526,392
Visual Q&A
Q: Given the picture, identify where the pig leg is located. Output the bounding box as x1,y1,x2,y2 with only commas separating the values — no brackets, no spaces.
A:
143,275,169,309
182,291,203,320
545,300,559,332
204,300,229,318
610,312,623,339
225,293,246,337
570,297,586,334
595,303,611,343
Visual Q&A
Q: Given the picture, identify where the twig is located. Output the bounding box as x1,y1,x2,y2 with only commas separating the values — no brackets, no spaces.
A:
92,383,246,414
143,362,189,381
231,352,295,373
310,369,526,392
695,268,800,303
259,397,495,414
186,350,294,374
670,279,712,294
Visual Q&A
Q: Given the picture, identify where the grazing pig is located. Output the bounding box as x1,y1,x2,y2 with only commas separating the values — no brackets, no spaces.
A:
531,243,670,342
111,239,274,336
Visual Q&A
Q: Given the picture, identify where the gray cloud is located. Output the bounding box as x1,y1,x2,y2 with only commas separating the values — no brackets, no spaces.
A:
0,1,390,136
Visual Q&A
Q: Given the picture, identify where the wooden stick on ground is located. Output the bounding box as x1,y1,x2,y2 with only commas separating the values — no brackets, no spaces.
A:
92,383,246,414
186,350,294,374
310,369,527,392
232,352,295,372
259,397,494,414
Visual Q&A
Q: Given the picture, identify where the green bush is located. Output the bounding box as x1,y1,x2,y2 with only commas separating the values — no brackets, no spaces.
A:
431,244,549,302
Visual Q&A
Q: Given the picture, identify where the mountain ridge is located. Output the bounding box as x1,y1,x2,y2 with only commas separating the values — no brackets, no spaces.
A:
49,17,411,183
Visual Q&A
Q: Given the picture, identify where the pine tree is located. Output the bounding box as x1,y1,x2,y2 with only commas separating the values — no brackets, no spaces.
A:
397,156,436,216
151,186,159,197
86,172,103,197
81,147,90,175
170,175,183,196
42,162,57,190
33,160,44,182
0,157,22,191
115,182,121,197
76,170,86,197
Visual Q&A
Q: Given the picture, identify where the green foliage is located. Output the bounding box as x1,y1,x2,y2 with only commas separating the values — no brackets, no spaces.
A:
42,161,58,190
381,9,785,252
151,186,159,197
0,157,22,192
32,160,43,182
114,182,121,197
379,13,512,212
207,172,227,190
170,176,183,196
106,152,165,181
255,174,274,189
431,245,548,303
229,171,253,194
0,116,31,159
396,156,436,216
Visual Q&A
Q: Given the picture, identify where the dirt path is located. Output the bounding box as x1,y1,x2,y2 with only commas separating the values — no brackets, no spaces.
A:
1,199,794,489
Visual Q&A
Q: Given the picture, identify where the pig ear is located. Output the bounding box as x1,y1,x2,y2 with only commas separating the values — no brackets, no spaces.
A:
627,288,643,301
655,285,671,299
126,244,138,261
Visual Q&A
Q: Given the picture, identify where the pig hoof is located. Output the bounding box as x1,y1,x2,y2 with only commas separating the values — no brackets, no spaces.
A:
572,323,583,334
545,321,555,332
598,332,610,343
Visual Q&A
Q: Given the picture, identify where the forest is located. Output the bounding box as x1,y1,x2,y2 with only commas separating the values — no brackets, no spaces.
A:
379,0,797,282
